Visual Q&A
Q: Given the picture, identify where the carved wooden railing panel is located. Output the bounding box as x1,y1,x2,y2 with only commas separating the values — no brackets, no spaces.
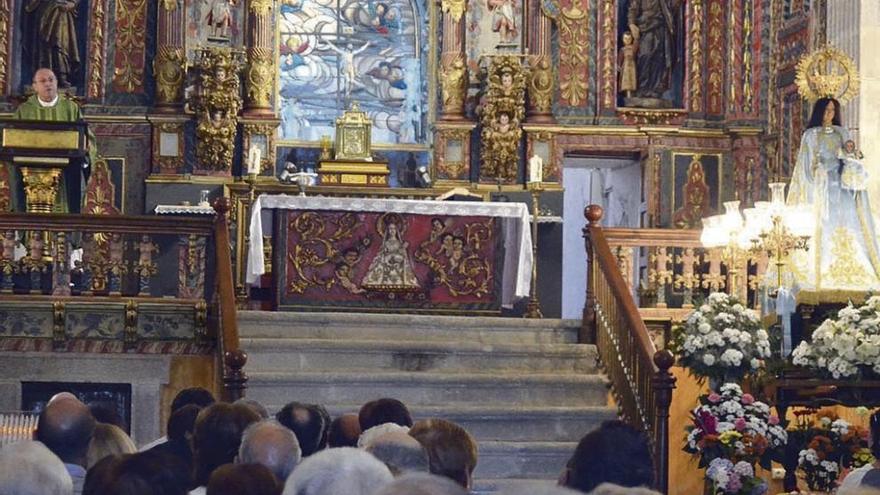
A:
601,227,766,310
0,208,243,400
583,205,676,494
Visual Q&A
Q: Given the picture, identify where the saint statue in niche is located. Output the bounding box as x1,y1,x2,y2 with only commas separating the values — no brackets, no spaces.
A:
362,214,420,290
487,0,517,43
23,0,83,88
206,0,235,39
625,0,682,107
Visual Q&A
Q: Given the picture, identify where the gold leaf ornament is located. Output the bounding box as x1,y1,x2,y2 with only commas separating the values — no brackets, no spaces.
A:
795,45,860,103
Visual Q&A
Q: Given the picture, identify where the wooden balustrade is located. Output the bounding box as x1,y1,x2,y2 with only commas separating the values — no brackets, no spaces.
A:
212,198,246,401
0,208,244,400
583,205,676,494
601,226,769,310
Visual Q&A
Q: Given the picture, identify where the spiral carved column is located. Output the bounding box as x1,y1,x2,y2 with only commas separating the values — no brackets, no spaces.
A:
526,0,554,123
153,0,186,110
244,0,276,116
438,0,468,120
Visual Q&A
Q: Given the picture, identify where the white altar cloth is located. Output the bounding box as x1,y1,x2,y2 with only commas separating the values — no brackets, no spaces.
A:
246,194,533,308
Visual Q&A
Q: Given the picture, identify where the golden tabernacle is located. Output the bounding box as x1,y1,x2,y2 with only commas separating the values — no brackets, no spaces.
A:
318,102,389,187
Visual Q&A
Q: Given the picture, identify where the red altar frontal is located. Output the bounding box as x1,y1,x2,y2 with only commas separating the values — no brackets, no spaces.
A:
247,195,532,313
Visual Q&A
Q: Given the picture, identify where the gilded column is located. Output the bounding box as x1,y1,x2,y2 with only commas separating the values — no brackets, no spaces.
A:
434,0,474,185
242,0,280,178
526,0,554,122
150,0,188,175
438,0,467,120
244,0,276,116
153,0,186,110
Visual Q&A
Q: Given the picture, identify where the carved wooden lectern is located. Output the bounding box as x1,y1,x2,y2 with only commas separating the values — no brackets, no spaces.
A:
0,120,89,213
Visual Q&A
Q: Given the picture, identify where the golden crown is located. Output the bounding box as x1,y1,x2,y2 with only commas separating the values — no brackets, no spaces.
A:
795,45,860,103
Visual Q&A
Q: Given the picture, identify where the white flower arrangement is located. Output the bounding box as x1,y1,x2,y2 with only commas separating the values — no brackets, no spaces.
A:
675,293,772,383
792,295,880,379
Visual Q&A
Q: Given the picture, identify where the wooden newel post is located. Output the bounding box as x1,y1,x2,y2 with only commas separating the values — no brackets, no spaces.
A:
224,349,248,401
652,349,676,494
581,204,603,344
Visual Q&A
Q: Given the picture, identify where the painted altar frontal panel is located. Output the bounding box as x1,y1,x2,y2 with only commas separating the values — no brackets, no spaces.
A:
276,0,429,145
274,210,503,312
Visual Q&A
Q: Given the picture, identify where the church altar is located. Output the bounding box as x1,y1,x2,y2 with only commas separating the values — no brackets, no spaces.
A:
246,195,532,312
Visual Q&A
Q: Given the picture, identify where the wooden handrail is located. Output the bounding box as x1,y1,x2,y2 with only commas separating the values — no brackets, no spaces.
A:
602,227,702,248
583,204,676,494
0,212,215,235
212,198,247,401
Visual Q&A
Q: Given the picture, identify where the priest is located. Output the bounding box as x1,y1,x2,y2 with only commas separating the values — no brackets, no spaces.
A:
11,67,96,212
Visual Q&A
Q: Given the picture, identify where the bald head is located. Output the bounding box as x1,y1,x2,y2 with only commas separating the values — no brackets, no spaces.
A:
48,392,78,405
32,69,58,103
238,419,302,482
36,396,96,466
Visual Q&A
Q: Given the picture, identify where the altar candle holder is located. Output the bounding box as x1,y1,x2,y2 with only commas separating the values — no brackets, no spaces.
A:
524,181,544,319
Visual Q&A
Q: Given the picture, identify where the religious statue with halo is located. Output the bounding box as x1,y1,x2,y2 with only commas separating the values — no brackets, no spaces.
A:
479,56,526,183
192,48,243,173
782,45,880,297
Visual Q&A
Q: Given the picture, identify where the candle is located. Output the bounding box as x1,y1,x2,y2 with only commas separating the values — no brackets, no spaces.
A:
247,145,261,175
528,154,543,183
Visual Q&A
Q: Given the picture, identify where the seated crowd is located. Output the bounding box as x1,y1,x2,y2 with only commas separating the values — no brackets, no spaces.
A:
0,389,662,495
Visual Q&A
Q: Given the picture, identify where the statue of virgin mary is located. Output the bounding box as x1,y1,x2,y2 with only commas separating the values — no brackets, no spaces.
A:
785,97,880,295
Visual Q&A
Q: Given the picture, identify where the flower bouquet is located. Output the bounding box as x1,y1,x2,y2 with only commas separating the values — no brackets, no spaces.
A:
674,293,773,384
790,409,872,493
792,295,880,379
685,383,787,470
705,458,768,495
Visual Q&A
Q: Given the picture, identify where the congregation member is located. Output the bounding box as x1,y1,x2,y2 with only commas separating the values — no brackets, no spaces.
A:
409,418,478,491
358,421,411,448
359,397,414,430
275,402,330,457
36,393,97,495
82,450,190,495
191,402,261,494
558,421,654,493
146,404,202,479
363,430,429,476
327,413,361,447
141,387,215,451
281,447,393,495
372,472,467,495
206,463,281,495
237,419,302,482
0,440,73,495
236,398,270,419
86,422,136,468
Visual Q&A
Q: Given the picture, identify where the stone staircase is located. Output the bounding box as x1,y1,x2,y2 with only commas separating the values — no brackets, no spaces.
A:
237,311,616,493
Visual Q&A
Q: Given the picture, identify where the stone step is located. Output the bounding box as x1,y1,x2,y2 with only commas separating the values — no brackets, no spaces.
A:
240,338,598,374
237,311,580,345
263,404,615,443
474,441,574,480
246,371,609,408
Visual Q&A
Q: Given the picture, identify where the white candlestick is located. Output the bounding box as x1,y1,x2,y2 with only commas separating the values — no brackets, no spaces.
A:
247,145,261,175
529,154,543,183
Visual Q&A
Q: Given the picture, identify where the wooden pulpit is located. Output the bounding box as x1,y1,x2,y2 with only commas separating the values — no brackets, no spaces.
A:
0,120,89,213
